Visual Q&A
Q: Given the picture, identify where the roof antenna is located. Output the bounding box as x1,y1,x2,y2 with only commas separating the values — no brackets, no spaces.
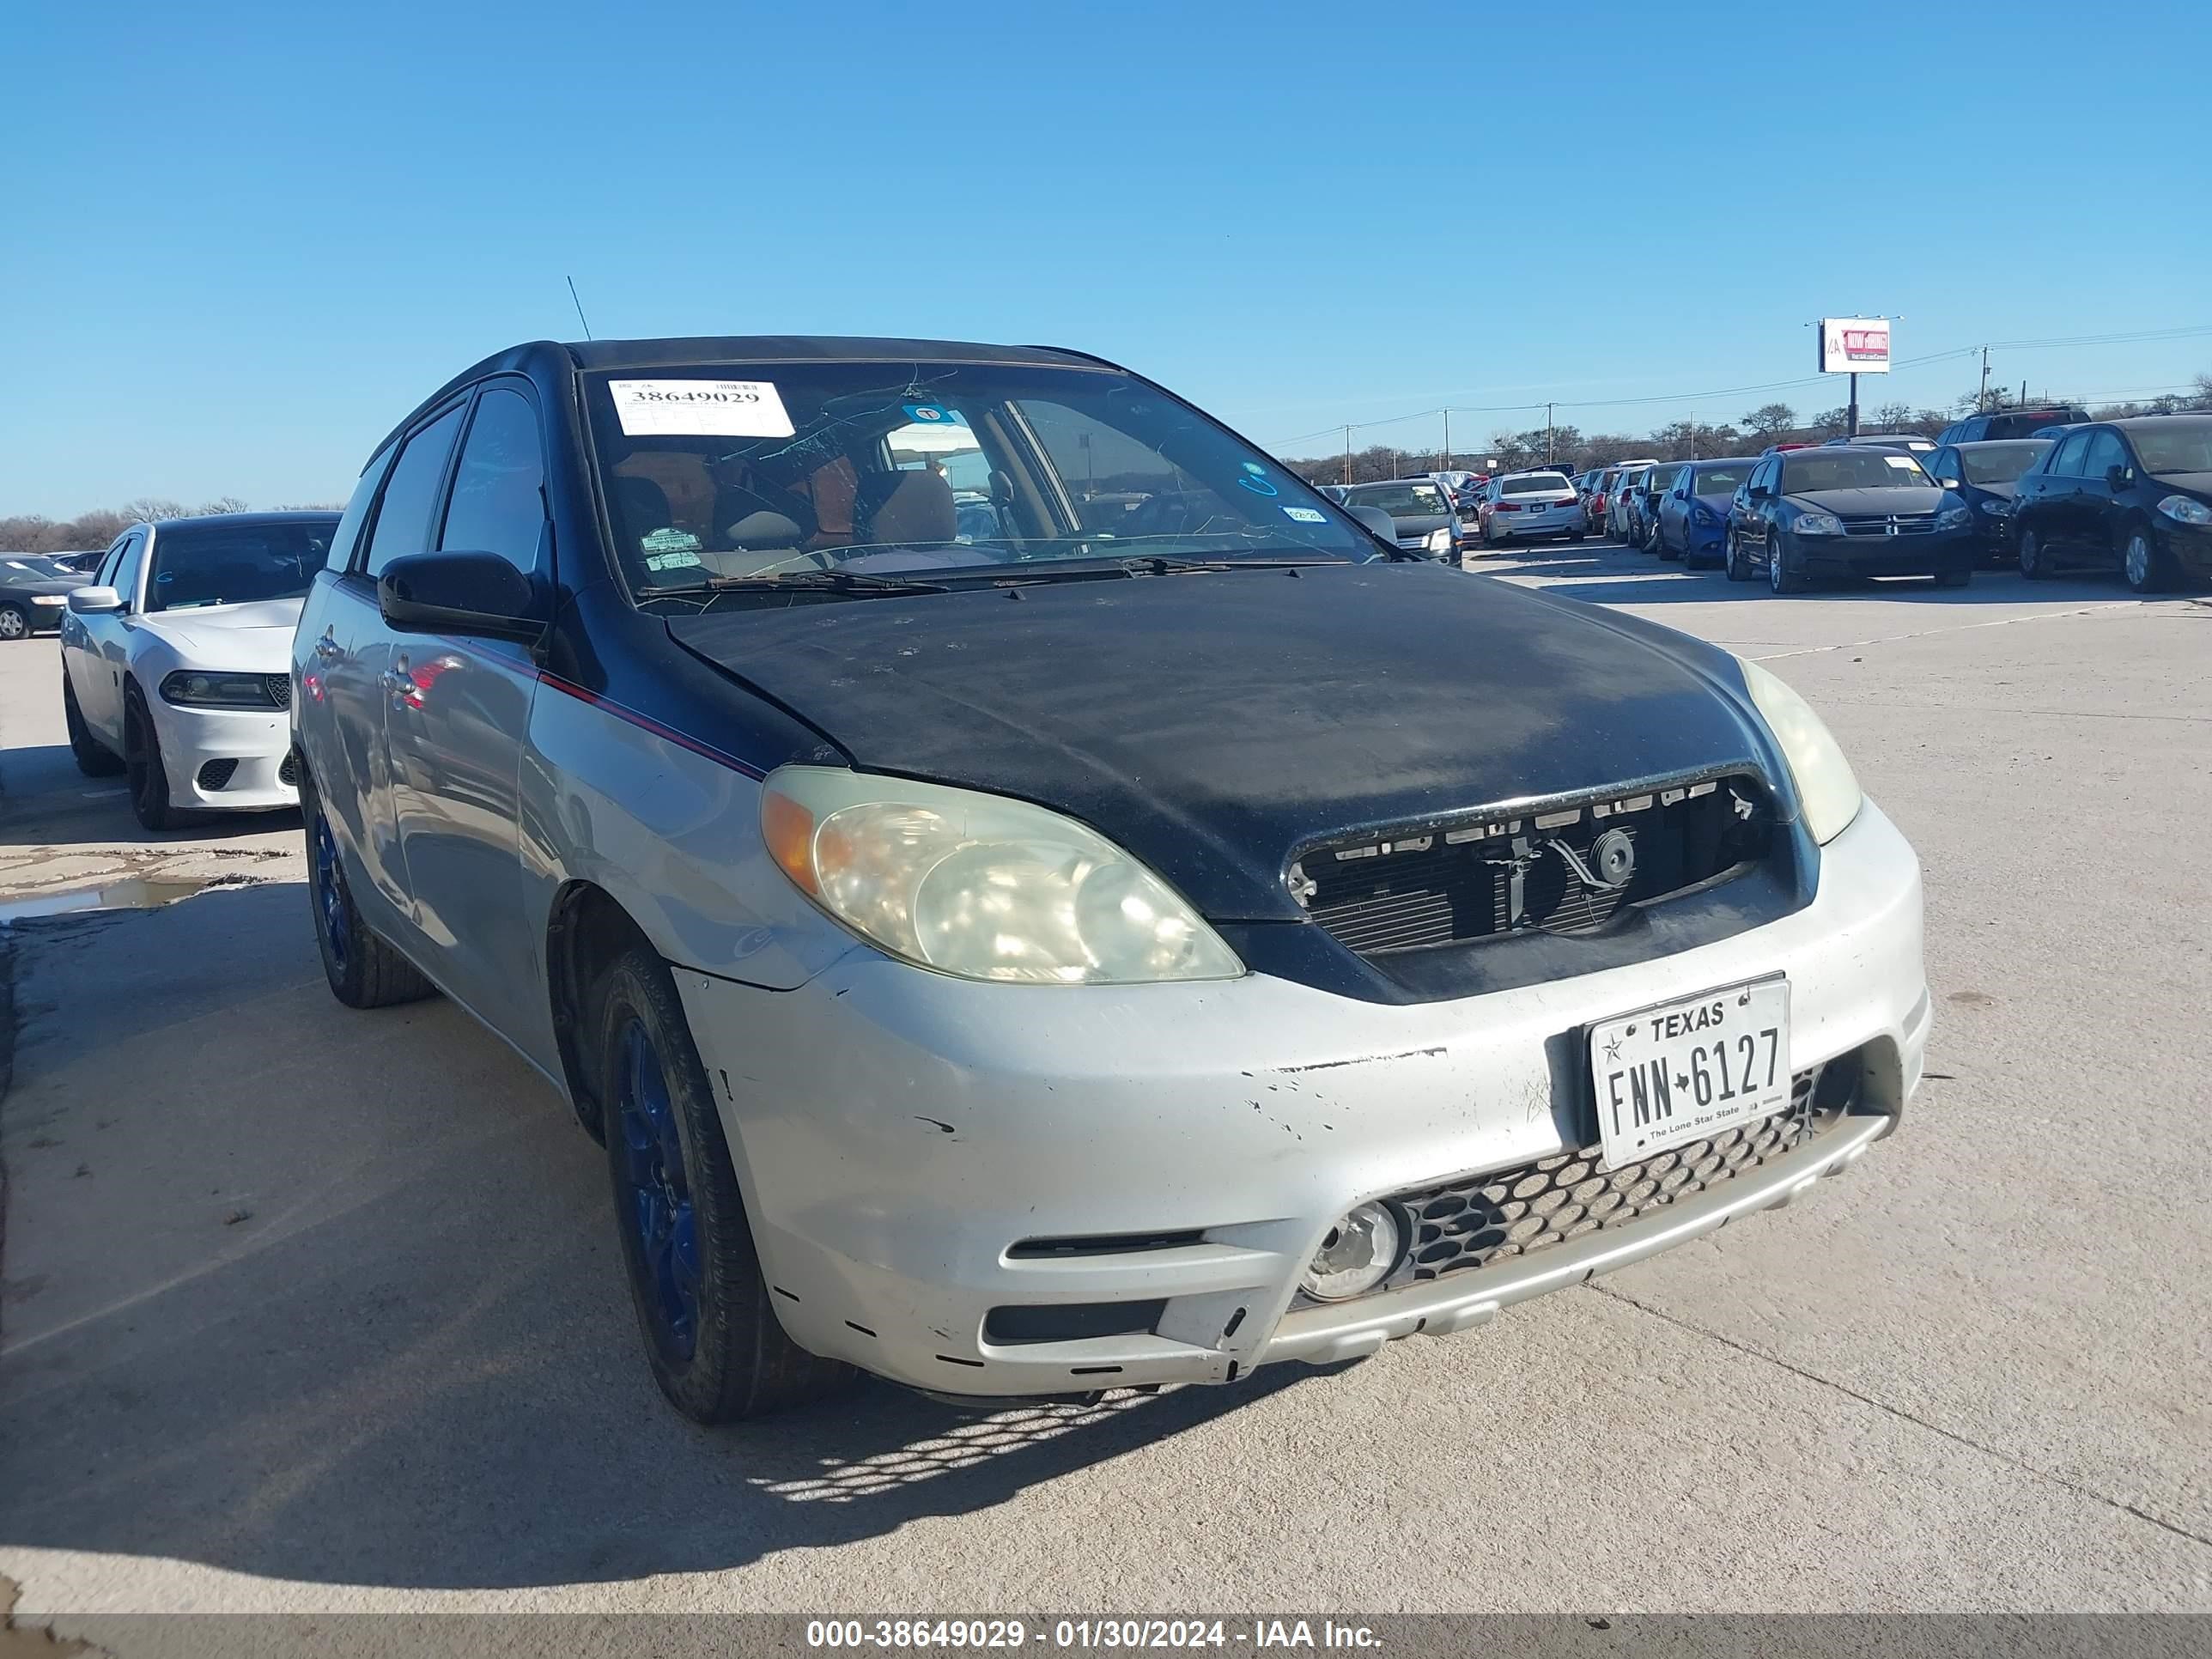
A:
564,275,593,340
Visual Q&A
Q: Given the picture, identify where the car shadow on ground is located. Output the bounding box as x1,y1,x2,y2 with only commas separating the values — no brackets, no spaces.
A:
0,742,301,854
0,882,1335,1593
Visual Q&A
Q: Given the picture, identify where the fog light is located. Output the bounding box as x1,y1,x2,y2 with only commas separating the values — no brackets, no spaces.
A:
1300,1202,1402,1301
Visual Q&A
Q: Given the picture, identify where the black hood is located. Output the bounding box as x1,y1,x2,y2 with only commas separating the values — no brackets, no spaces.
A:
1785,485,1946,514
669,564,1778,921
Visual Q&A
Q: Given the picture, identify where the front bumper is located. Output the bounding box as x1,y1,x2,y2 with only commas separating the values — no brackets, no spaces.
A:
678,799,1927,1399
1790,527,1974,577
154,698,300,811
2157,519,2212,580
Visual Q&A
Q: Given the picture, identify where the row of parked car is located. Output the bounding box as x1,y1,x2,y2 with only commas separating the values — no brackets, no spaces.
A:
1317,406,2212,597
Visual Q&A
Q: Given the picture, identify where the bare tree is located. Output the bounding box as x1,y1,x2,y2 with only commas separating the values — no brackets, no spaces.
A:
1741,403,1797,441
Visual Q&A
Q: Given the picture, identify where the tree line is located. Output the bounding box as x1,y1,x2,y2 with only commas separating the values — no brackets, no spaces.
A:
1279,374,2212,485
0,497,342,555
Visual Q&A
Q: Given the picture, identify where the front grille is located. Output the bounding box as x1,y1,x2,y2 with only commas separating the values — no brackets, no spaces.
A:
264,673,293,709
277,750,300,787
1295,774,1771,957
1840,514,1936,537
1347,1060,1853,1297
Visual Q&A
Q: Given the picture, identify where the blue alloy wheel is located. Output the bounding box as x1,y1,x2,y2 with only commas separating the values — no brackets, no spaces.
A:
313,805,349,973
615,1018,702,1361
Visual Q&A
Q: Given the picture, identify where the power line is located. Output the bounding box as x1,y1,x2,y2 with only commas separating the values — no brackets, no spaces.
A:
1263,324,2212,452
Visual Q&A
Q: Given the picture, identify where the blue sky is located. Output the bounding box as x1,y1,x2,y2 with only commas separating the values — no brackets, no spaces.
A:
5,0,2209,516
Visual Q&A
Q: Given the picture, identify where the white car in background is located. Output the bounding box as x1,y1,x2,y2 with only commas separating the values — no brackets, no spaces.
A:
59,511,339,830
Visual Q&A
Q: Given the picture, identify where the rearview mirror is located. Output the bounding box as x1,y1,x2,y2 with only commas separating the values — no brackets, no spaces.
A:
67,586,123,615
379,551,545,644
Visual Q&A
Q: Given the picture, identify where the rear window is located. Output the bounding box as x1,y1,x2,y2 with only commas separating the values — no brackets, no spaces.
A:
1346,483,1449,514
1959,443,2049,485
1502,475,1571,495
1782,451,1930,491
143,520,337,613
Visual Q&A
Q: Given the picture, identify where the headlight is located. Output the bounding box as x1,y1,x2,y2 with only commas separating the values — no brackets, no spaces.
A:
32,594,68,606
2157,494,2212,526
159,670,280,708
1738,658,1863,845
760,766,1244,985
1692,503,1721,526
1936,504,1972,530
1791,511,1844,537
1425,526,1455,555
1977,499,2012,516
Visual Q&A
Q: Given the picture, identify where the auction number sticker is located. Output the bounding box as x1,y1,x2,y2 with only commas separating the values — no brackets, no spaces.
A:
610,378,795,439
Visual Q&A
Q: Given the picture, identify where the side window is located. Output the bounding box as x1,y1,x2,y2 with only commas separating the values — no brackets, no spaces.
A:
438,386,548,573
2081,430,2125,480
326,445,398,573
1929,448,1954,482
95,534,131,589
110,532,148,606
2050,432,2093,477
363,403,467,578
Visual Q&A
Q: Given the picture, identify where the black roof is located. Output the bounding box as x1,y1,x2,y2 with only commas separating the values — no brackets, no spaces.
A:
148,509,340,530
1954,436,2054,447
2110,412,2212,430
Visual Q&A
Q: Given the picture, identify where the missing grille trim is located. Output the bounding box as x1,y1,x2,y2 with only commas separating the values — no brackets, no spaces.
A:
1291,769,1773,958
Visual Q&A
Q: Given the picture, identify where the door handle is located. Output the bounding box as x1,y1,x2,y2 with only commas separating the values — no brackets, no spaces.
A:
314,634,343,659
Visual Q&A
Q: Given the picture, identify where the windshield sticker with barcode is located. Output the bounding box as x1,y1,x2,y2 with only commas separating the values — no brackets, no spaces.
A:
1886,453,1920,469
610,380,795,439
1283,506,1328,523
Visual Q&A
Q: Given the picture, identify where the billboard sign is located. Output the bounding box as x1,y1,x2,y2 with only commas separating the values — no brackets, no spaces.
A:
1819,318,1892,374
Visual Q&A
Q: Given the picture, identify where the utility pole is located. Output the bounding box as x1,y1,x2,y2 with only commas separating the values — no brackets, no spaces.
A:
1342,426,1352,485
1978,346,1992,411
1442,409,1452,471
1545,403,1555,465
1846,373,1859,438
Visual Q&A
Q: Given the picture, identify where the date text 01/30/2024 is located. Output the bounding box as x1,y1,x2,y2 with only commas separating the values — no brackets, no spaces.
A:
804,1620,1381,1650
1588,976,1792,1169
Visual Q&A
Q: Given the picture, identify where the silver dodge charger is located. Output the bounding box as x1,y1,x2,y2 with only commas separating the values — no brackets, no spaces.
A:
292,336,1929,1421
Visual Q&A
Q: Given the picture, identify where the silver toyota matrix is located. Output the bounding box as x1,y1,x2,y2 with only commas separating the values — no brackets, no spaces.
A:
292,337,1929,1421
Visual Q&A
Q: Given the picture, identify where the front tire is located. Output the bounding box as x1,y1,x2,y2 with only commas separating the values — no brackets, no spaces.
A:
2019,526,2054,580
2123,527,2171,593
64,674,124,776
1725,532,1752,581
595,944,856,1422
0,605,28,642
301,766,437,1008
1767,538,1809,594
122,686,180,831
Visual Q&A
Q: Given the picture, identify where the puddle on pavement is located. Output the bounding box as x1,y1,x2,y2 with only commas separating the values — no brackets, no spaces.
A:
0,876,218,924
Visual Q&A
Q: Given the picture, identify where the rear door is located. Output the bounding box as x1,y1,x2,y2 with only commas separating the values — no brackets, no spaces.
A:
323,398,471,928
2041,430,2094,548
384,378,548,1034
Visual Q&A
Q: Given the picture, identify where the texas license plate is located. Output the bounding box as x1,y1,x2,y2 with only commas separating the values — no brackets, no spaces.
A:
1588,977,1790,1170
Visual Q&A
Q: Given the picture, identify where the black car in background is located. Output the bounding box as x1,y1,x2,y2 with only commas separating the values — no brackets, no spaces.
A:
2008,416,2212,591
0,555,85,641
1935,406,2089,446
1924,440,2052,566
1725,447,1972,593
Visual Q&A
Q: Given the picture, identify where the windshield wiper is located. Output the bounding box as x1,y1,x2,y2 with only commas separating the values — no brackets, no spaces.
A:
1115,555,1342,575
653,568,953,600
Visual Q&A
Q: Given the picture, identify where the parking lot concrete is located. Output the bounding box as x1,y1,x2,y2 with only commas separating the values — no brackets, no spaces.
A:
2,546,2208,1622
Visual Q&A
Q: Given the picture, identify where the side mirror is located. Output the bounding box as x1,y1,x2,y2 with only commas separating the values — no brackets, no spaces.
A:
378,551,545,644
2105,464,2131,491
1936,476,1961,489
67,586,123,615
1343,504,1398,544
